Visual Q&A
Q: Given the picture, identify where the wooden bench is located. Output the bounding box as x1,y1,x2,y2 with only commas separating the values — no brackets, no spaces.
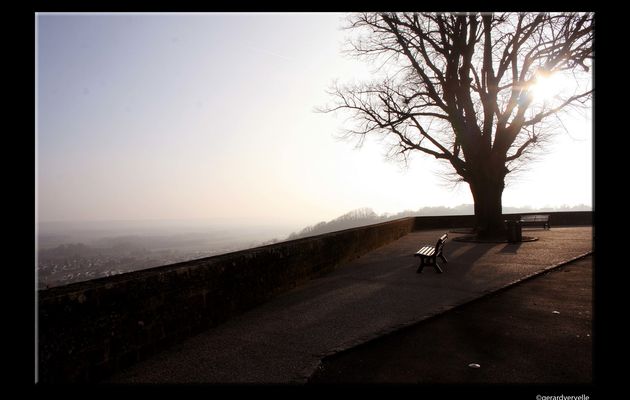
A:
519,214,550,230
414,233,448,273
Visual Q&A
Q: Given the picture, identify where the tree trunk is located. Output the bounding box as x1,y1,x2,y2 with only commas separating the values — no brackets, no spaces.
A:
469,175,506,239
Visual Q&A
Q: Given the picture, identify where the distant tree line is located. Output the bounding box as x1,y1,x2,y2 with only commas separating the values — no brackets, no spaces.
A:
286,204,591,240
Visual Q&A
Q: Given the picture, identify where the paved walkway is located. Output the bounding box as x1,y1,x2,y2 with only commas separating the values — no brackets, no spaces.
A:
309,255,592,383
107,227,592,384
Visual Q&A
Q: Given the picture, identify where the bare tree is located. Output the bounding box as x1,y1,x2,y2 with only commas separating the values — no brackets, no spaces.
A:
322,12,593,238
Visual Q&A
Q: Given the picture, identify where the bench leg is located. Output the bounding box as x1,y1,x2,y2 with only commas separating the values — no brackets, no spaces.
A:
418,257,444,274
416,258,425,273
434,263,443,274
439,254,448,264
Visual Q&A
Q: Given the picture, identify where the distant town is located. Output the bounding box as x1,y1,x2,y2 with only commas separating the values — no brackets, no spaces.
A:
37,242,250,289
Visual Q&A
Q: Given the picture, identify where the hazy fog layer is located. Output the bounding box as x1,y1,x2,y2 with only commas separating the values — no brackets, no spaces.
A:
37,218,297,289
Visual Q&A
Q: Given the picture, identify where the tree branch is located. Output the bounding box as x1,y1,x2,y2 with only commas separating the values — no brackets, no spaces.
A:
522,90,593,126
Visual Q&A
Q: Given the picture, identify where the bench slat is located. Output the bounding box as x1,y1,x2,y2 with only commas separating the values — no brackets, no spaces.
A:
416,246,435,256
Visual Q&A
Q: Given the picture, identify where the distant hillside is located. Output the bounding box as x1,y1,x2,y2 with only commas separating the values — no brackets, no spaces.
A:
286,208,379,240
286,204,592,240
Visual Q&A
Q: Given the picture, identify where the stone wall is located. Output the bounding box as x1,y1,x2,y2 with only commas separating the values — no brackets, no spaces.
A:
409,211,592,229
510,210,592,226
37,217,416,382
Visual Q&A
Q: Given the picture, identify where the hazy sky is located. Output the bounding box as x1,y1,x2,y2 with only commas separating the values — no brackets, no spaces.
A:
36,13,593,228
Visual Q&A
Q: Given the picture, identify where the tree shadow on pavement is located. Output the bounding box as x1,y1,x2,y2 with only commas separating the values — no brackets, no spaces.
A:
498,242,523,254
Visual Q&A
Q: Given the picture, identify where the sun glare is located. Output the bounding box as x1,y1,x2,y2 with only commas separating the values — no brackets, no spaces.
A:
528,71,570,103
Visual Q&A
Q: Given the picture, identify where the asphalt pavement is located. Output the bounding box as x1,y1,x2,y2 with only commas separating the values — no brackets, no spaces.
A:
309,254,592,384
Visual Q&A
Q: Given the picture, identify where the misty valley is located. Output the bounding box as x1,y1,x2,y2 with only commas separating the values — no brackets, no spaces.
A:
37,225,290,289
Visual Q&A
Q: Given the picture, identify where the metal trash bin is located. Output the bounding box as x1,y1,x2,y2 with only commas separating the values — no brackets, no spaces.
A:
505,220,522,243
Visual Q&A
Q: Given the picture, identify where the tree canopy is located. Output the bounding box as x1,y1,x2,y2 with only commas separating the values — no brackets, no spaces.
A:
323,12,593,237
